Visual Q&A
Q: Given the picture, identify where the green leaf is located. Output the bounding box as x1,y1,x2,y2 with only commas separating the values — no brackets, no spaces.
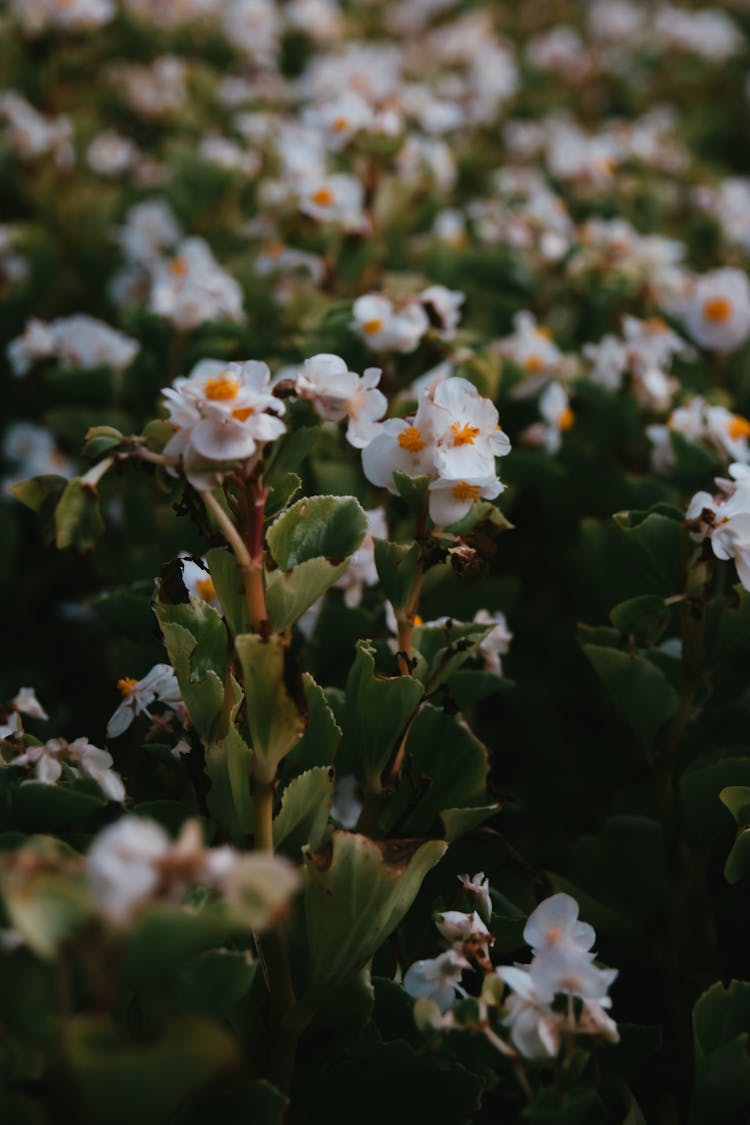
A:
373,540,421,611
65,1015,239,1125
582,644,678,749
282,674,342,777
235,633,307,782
267,494,367,569
412,620,492,691
266,556,349,630
612,510,683,595
1,841,91,959
441,804,498,842
610,595,670,646
54,477,106,551
302,831,447,1007
10,473,67,514
83,425,125,459
691,982,750,1123
205,713,253,844
155,596,228,742
681,760,750,846
11,780,107,833
393,471,430,513
205,546,252,637
720,786,750,825
382,704,490,835
266,472,302,518
341,640,423,790
273,766,334,855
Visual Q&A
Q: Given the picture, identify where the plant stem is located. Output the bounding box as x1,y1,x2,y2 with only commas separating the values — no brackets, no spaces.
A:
200,485,268,633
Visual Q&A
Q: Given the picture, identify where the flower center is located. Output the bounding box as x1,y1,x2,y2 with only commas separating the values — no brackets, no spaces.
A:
398,425,426,452
537,325,553,340
312,187,334,206
704,296,732,324
168,256,188,277
117,677,139,696
363,318,384,335
232,406,256,421
559,407,575,432
525,353,544,373
196,577,217,601
546,925,563,943
451,421,480,446
332,116,349,132
204,374,241,401
644,317,667,333
451,481,481,502
728,414,750,440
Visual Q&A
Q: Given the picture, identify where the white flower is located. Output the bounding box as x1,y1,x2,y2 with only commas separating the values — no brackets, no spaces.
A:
295,353,387,448
521,381,574,455
107,664,183,739
86,131,140,177
86,816,171,924
179,556,222,609
149,238,245,330
306,91,374,150
686,480,750,590
0,92,73,166
473,610,512,675
420,285,465,340
352,294,430,354
403,949,469,1012
161,359,286,485
10,687,49,721
2,422,74,491
428,474,503,526
361,416,434,490
427,376,511,480
68,739,126,802
11,742,63,785
497,965,561,1059
457,872,492,922
299,174,368,233
499,312,562,377
583,335,629,392
523,892,596,954
223,0,281,64
8,315,139,377
682,269,750,354
116,199,182,265
330,774,363,829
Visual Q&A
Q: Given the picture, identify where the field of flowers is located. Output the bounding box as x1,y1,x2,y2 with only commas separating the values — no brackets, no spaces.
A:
3,0,750,1121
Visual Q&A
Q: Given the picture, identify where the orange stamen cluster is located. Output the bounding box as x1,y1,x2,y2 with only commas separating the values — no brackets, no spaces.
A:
451,481,481,502
398,425,426,452
117,677,139,696
451,421,480,446
704,296,733,324
204,374,240,401
728,414,750,440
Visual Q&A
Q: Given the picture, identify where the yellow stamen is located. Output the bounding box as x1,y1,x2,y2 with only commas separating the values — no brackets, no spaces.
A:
451,481,481,502
704,296,733,324
169,256,188,277
559,407,575,432
525,354,544,373
204,374,240,401
547,925,563,943
398,425,426,453
644,317,667,333
413,614,424,626
363,318,384,335
311,187,334,206
332,116,350,132
196,577,217,601
537,326,553,340
117,677,139,696
450,421,480,447
232,405,255,421
728,414,750,440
